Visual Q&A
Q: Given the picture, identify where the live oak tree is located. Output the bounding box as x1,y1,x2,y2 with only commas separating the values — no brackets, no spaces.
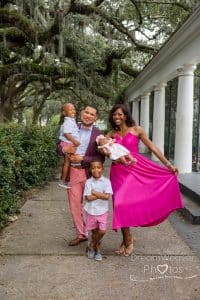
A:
0,0,198,123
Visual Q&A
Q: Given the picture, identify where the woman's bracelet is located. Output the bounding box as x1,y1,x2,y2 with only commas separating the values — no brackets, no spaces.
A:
165,161,172,167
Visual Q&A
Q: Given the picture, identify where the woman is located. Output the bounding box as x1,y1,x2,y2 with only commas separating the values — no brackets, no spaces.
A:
106,104,183,256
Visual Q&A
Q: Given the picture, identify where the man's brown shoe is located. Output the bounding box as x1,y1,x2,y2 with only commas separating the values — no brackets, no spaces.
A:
68,237,88,246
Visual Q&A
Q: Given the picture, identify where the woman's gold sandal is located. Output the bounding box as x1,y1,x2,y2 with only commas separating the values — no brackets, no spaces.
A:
115,242,125,255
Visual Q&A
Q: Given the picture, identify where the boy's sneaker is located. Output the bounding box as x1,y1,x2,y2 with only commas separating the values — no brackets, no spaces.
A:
94,251,102,261
87,248,95,259
58,181,71,189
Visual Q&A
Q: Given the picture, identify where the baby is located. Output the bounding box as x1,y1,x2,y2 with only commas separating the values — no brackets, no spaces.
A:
96,134,137,165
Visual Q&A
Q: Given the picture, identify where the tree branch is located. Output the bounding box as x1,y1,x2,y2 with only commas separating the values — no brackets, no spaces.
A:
133,0,192,12
98,47,132,76
129,0,143,25
0,0,15,8
121,64,140,77
0,62,76,83
0,27,27,45
93,0,105,7
69,2,156,54
0,8,60,46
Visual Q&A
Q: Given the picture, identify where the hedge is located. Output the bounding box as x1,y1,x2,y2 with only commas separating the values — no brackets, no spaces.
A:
0,124,59,227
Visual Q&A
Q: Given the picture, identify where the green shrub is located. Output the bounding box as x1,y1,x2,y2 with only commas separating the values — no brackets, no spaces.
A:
0,124,59,227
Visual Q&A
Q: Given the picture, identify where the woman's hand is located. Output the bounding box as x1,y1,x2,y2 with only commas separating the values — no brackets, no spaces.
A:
138,126,179,175
167,164,179,175
112,158,127,165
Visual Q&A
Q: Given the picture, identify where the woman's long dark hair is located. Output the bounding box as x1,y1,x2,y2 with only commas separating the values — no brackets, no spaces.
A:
109,104,136,130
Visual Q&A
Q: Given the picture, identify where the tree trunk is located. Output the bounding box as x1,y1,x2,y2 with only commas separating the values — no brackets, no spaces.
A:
17,109,24,124
0,101,13,122
32,95,47,125
0,86,14,122
32,105,40,125
0,110,4,123
58,3,65,58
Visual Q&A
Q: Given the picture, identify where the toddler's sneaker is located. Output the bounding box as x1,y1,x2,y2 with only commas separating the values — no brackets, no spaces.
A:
58,181,71,189
87,248,95,259
94,251,102,261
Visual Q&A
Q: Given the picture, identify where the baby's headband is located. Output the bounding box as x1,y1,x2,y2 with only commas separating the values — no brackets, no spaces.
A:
96,134,105,143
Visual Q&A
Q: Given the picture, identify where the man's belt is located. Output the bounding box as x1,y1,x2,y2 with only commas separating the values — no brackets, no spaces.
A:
71,165,84,169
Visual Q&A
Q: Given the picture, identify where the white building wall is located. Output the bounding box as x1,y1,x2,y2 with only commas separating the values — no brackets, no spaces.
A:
125,7,200,173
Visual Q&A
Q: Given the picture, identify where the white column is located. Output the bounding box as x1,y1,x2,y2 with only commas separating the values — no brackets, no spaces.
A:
132,100,139,124
140,93,150,153
152,84,166,160
174,64,196,173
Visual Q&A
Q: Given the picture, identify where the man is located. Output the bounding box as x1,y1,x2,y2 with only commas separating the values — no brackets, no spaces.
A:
67,105,105,246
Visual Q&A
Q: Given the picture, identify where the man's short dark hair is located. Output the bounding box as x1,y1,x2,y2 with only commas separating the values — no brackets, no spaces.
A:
85,104,99,115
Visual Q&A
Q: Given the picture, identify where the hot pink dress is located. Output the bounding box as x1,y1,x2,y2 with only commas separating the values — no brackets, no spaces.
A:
110,132,184,229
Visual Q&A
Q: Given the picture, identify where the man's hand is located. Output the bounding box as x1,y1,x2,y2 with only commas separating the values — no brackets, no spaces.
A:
73,140,80,147
70,154,83,163
63,144,76,154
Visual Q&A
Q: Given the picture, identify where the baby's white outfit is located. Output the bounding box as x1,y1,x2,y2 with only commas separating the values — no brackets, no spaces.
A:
98,138,130,160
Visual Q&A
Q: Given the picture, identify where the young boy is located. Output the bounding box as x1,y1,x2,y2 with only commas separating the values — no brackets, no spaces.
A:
83,159,113,261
